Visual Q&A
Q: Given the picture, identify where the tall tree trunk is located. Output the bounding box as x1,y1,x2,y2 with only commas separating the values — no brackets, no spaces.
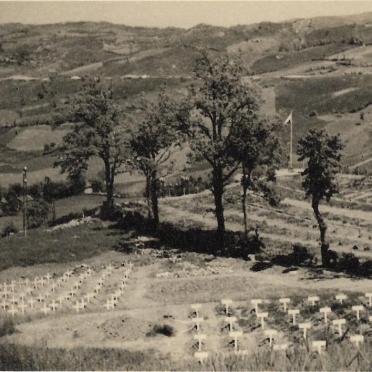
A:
145,174,152,220
150,170,159,229
312,197,329,266
241,165,250,240
104,161,114,211
212,165,225,250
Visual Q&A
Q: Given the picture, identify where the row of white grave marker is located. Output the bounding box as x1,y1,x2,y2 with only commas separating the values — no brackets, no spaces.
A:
0,262,133,317
191,292,372,362
251,294,372,354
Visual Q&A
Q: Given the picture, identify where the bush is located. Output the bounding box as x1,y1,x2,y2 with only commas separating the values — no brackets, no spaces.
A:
26,199,49,228
0,318,16,337
90,178,105,193
146,324,175,337
1,223,18,238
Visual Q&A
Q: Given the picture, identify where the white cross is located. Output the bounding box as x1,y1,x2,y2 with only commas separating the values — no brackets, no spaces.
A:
308,296,320,306
39,277,45,287
224,316,237,331
192,317,204,332
279,298,290,312
28,298,35,309
221,299,233,315
9,282,16,292
352,305,364,321
80,299,86,309
299,322,311,339
332,318,346,336
73,301,81,313
350,335,364,348
105,299,114,311
273,343,288,352
58,296,64,305
320,307,332,324
18,301,27,314
8,305,18,317
365,293,372,307
264,329,278,346
288,309,300,325
45,273,52,282
37,295,44,303
194,351,209,364
41,303,50,315
229,331,243,352
191,303,202,318
1,299,7,310
336,293,348,304
194,334,207,351
85,293,94,303
50,301,58,311
251,299,263,313
312,340,326,354
257,312,268,329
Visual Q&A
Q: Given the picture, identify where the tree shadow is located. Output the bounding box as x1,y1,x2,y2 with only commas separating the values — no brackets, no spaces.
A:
112,210,263,259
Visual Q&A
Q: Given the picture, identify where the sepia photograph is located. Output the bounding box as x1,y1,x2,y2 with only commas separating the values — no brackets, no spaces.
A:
1,0,372,370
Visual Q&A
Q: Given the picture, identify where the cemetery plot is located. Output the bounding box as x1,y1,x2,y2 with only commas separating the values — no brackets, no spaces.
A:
0,261,134,319
183,290,372,361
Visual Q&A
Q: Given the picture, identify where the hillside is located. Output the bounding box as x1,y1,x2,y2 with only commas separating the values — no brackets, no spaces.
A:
2,13,372,189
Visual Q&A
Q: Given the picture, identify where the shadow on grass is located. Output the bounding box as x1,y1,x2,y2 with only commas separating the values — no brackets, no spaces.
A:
113,211,263,259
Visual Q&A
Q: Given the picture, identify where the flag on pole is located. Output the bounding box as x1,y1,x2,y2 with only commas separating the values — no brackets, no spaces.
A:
284,111,293,170
284,111,293,125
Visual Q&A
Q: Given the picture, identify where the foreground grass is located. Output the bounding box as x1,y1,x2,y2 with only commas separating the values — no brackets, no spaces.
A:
0,342,371,371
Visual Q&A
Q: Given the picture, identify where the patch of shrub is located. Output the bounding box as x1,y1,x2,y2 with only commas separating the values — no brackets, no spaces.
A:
146,324,175,337
1,222,18,238
0,318,16,337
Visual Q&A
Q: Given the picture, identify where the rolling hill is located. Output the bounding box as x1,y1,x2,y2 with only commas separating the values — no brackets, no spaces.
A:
2,12,372,189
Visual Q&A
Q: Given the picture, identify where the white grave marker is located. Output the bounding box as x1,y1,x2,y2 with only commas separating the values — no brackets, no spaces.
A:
279,298,290,312
350,335,364,348
193,334,207,351
221,299,233,315
273,343,288,351
41,303,50,315
312,340,326,354
18,301,26,314
192,317,204,332
251,299,263,313
194,351,209,364
8,305,17,317
352,305,364,321
332,319,346,336
288,309,300,325
307,296,320,306
229,331,243,352
257,312,268,329
299,322,311,339
365,293,372,307
224,316,237,331
319,307,331,324
336,293,347,304
264,329,278,346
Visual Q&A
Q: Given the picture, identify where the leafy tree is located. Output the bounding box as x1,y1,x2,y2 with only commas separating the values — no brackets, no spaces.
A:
26,199,49,228
228,116,282,238
56,80,128,212
297,129,343,266
177,52,259,248
130,91,178,229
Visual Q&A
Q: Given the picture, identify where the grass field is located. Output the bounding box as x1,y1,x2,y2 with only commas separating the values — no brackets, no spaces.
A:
7,125,69,152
